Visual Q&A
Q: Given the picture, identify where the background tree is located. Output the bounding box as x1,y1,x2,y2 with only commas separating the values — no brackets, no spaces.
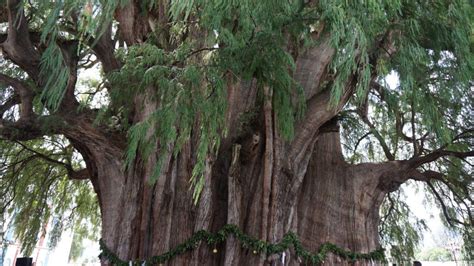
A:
0,0,472,265
418,247,453,262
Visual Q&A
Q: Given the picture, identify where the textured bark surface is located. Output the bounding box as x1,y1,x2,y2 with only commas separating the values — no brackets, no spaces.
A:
56,30,390,265
27,41,378,263
78,114,393,265
296,122,386,265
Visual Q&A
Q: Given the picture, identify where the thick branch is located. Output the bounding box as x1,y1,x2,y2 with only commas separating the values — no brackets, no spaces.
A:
374,148,473,194
1,4,82,113
88,24,122,73
14,140,89,180
1,0,41,80
67,168,90,180
0,120,42,140
407,150,474,168
57,40,80,110
0,73,35,119
114,2,151,46
289,75,357,175
293,37,334,100
0,94,20,116
289,29,398,172
0,115,60,141
406,168,443,182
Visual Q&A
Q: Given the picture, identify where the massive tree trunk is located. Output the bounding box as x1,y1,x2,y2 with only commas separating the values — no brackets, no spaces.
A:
67,108,394,265
59,28,394,265
296,122,388,265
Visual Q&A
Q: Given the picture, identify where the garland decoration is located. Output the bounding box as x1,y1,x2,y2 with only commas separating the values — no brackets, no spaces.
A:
99,224,385,265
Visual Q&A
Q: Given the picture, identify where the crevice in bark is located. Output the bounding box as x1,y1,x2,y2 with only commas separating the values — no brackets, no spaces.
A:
261,85,274,243
224,144,242,265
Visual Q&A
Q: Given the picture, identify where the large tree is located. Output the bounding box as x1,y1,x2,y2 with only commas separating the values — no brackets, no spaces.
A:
0,0,472,265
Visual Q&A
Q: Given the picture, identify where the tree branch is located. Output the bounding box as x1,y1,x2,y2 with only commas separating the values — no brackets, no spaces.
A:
67,168,90,180
87,24,122,73
290,28,399,173
13,140,89,180
0,120,43,141
0,115,61,141
407,150,474,169
381,193,396,223
379,192,398,236
13,140,68,167
426,181,468,227
1,3,82,113
1,0,41,80
358,106,395,161
371,80,420,144
0,94,20,117
352,131,372,157
406,168,443,182
114,2,151,46
56,40,80,110
409,98,417,156
0,73,35,119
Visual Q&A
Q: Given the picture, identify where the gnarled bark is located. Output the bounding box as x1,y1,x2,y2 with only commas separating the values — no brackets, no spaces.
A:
79,114,393,265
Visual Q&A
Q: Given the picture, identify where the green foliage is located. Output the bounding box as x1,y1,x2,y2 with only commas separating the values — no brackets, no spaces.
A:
337,1,473,258
0,138,100,256
379,189,428,263
68,232,85,263
462,227,474,260
30,0,129,110
109,43,227,195
390,0,473,145
107,0,314,198
417,247,453,262
68,222,99,263
39,44,69,111
319,0,389,106
99,224,386,265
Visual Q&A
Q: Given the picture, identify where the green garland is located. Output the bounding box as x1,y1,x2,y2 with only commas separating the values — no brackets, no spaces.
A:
99,224,385,265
